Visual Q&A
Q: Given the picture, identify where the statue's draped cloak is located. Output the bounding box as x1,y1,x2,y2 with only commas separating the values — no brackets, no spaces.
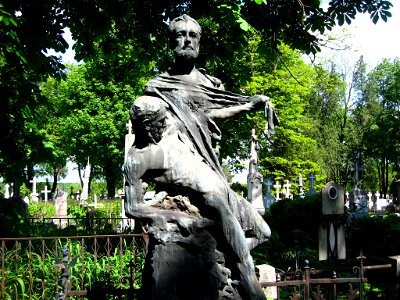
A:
142,75,269,239
145,75,251,180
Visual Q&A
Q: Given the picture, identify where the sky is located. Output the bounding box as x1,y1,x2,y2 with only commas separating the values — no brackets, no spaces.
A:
49,2,400,184
316,0,400,68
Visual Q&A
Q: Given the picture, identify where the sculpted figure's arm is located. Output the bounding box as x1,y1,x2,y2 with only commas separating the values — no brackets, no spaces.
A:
207,95,275,121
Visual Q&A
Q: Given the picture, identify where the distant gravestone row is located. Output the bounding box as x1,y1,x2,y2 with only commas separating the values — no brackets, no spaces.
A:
247,172,318,215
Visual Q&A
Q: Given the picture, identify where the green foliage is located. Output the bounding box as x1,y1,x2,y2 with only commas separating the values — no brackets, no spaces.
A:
220,41,321,188
252,194,321,270
0,197,28,237
41,62,141,198
27,202,56,219
347,214,400,258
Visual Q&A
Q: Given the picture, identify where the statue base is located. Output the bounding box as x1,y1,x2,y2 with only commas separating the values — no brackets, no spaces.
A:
139,195,242,300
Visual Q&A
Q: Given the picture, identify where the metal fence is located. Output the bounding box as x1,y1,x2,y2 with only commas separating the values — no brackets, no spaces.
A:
260,256,392,300
0,234,145,299
27,217,135,232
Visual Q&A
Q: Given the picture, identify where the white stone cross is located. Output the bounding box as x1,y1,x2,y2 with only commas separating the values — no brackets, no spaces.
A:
283,180,291,199
375,191,380,200
273,181,281,200
265,178,273,194
41,186,51,203
126,120,133,135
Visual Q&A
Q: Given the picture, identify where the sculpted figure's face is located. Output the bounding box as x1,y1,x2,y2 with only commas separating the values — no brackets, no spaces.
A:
171,20,200,60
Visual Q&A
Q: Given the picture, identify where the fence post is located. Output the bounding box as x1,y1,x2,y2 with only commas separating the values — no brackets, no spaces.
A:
304,260,311,300
357,252,366,300
276,273,281,300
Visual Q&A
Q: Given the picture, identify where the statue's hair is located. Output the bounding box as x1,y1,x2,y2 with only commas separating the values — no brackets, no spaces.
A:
169,14,201,37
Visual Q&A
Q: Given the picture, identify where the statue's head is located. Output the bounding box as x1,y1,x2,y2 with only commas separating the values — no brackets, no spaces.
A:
169,15,201,60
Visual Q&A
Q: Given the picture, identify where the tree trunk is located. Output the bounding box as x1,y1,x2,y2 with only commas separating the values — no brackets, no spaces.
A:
51,166,60,195
104,161,117,199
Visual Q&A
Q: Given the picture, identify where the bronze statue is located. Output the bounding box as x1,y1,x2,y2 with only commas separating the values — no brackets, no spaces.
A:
124,14,278,299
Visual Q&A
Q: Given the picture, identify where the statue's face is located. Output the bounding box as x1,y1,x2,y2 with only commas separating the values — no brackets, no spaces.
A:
171,20,200,60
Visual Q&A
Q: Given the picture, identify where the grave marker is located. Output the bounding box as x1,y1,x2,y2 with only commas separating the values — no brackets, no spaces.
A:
349,187,368,218
283,180,291,199
247,128,264,215
319,182,346,260
299,173,305,198
41,185,50,203
4,183,10,199
307,173,317,196
273,181,281,201
55,190,68,228
263,178,275,209
29,177,39,202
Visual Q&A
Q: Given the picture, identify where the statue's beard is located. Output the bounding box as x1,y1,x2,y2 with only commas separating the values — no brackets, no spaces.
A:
174,48,198,60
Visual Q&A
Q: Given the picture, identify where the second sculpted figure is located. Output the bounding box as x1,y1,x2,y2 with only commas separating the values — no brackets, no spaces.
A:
124,14,279,299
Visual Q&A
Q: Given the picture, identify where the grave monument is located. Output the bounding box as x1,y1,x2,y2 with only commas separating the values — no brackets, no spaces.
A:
29,177,39,202
348,163,368,218
319,182,346,260
263,178,275,209
55,190,68,228
124,15,278,299
247,128,265,215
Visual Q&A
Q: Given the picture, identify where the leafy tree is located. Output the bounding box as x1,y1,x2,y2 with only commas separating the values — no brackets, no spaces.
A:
1,0,393,195
0,2,64,194
231,42,320,191
42,61,144,198
355,58,400,196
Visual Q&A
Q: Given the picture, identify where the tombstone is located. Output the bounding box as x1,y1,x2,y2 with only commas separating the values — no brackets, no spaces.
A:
298,173,305,198
375,191,389,211
282,180,292,199
81,159,91,202
307,173,317,196
348,187,368,218
4,183,11,199
41,185,50,203
55,190,68,228
263,178,275,209
319,182,346,260
367,192,374,210
273,181,281,201
256,264,277,299
247,128,264,215
29,177,39,202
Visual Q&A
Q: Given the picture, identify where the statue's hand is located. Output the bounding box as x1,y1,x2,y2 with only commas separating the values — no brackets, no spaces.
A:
250,95,270,109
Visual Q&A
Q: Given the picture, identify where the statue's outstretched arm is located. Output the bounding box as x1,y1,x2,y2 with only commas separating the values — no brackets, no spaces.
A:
207,95,272,121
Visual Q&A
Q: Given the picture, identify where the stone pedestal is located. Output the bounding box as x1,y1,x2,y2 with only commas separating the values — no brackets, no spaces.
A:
139,196,242,300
